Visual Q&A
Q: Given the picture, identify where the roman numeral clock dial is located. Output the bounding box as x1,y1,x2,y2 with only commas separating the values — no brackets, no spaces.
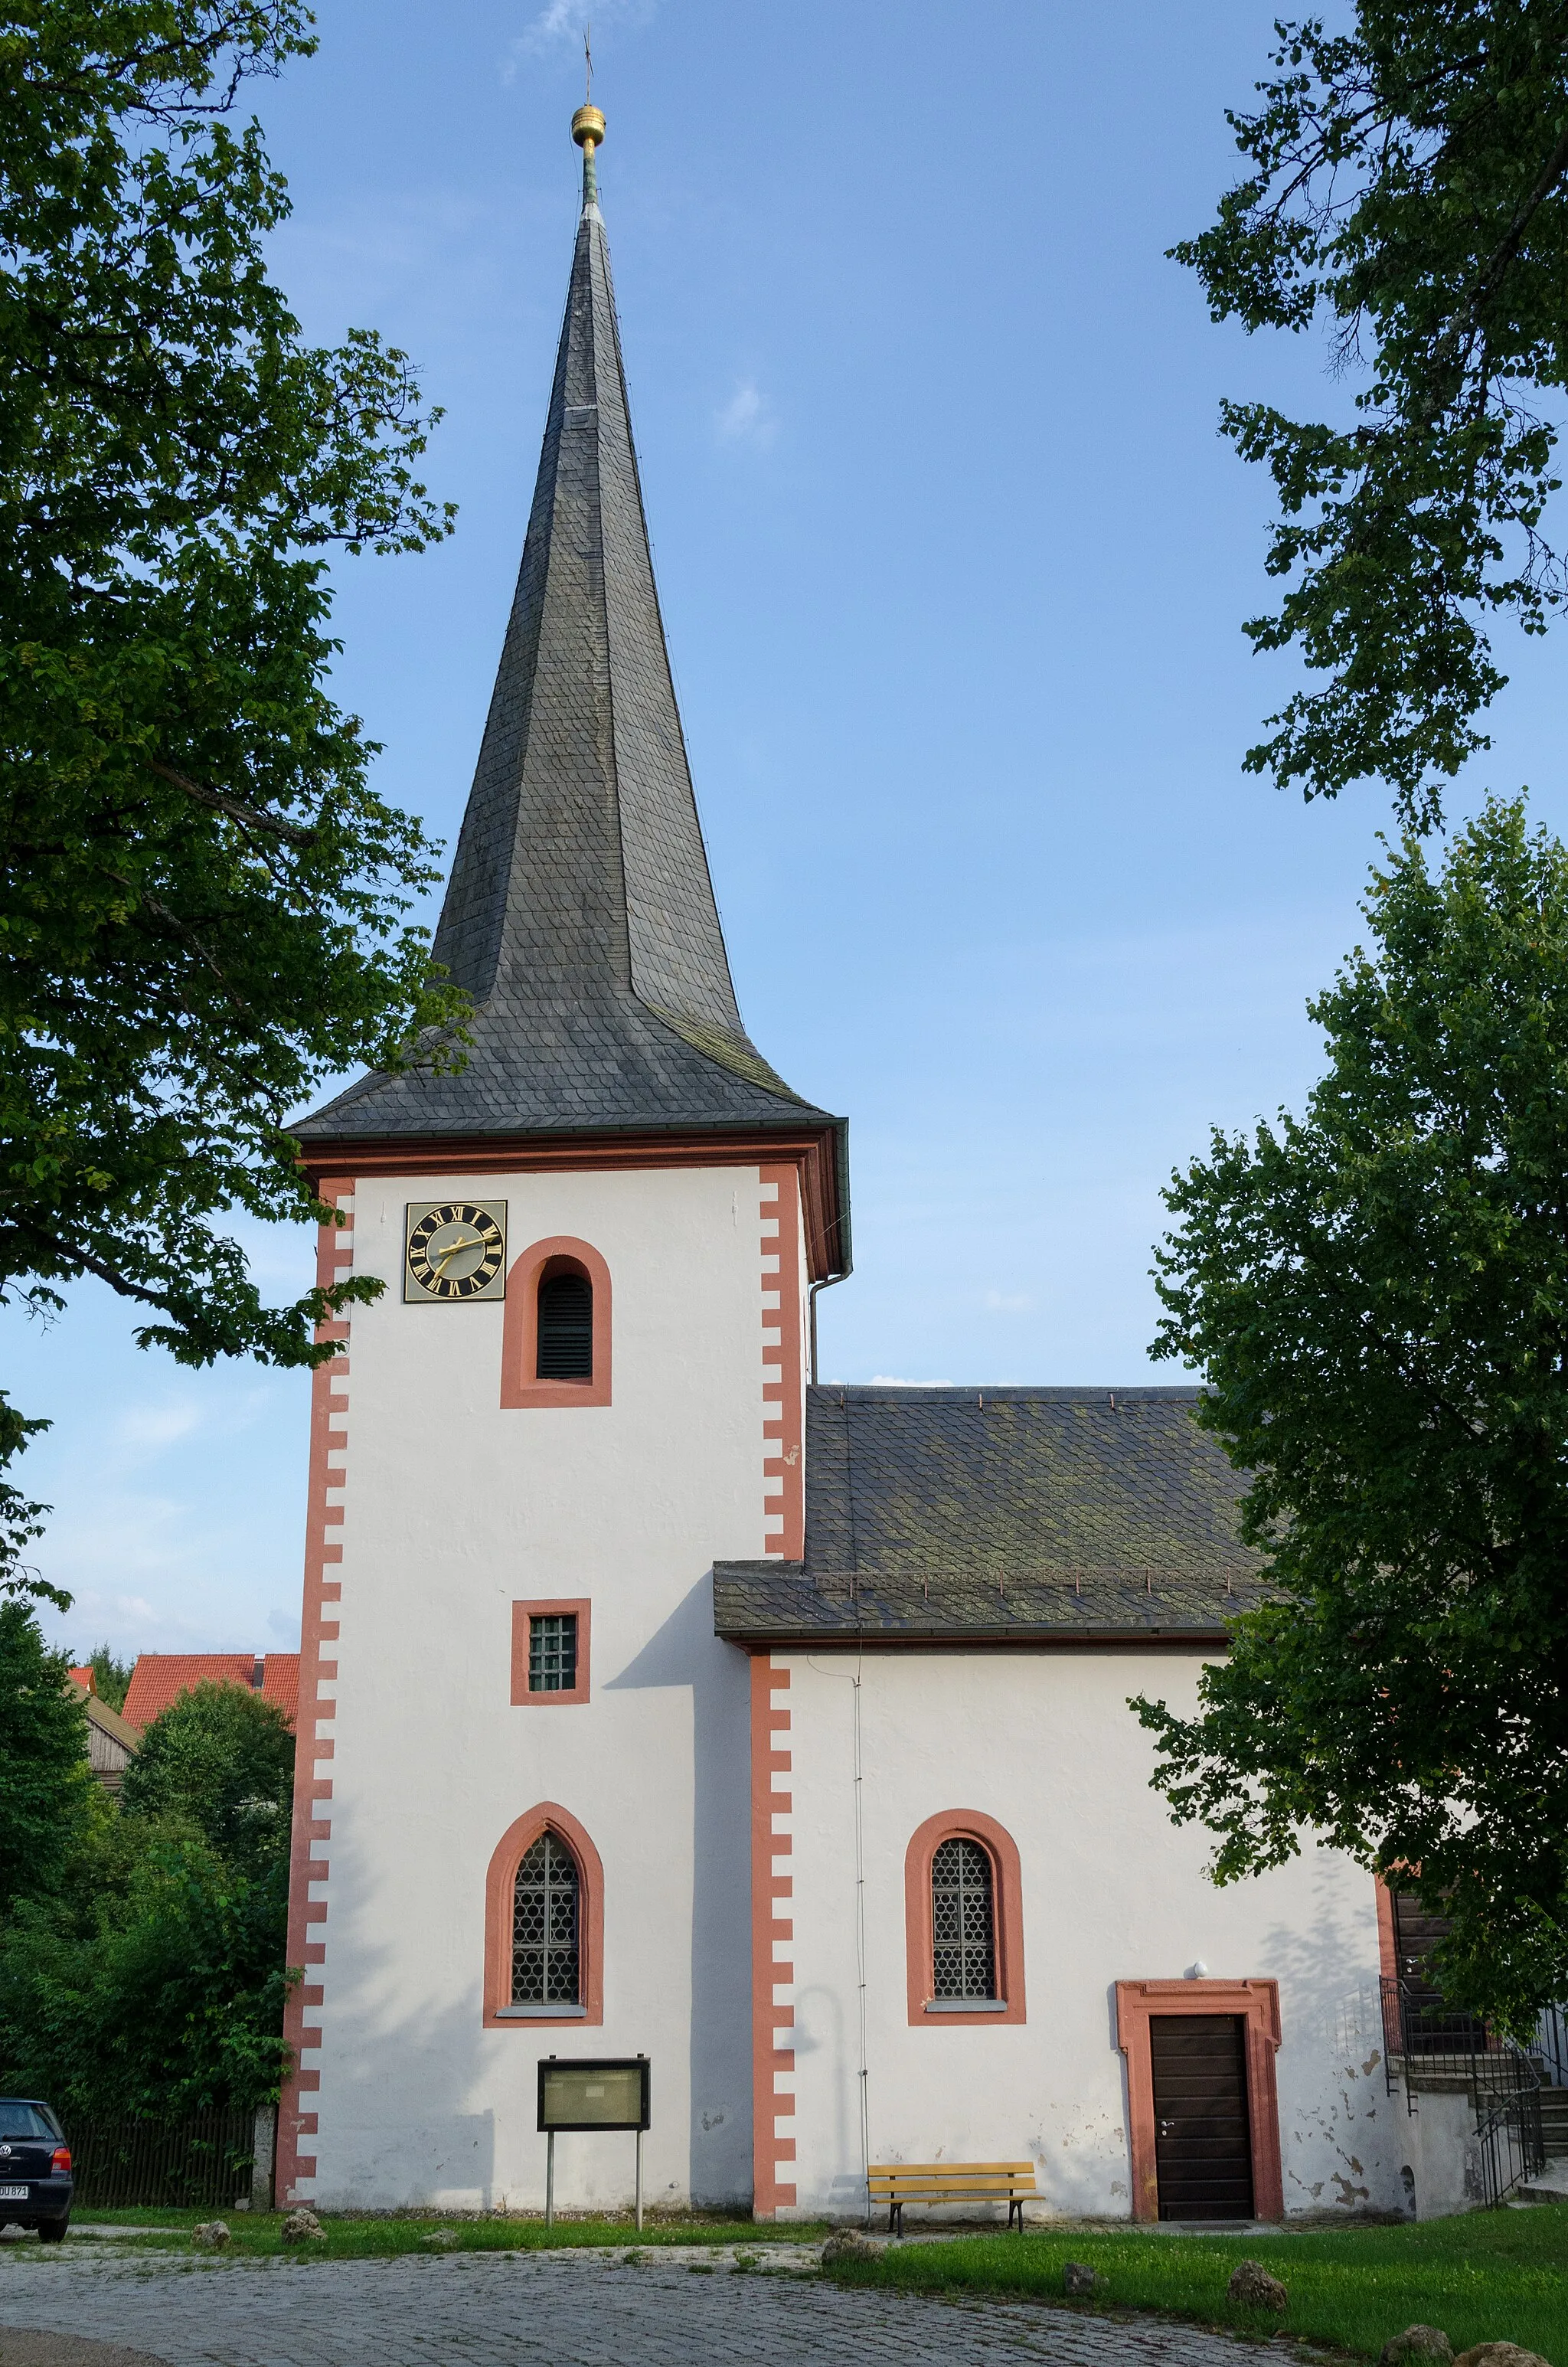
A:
403,1201,508,1303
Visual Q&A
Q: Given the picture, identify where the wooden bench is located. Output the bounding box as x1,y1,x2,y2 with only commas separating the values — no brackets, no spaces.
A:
867,2160,1037,2235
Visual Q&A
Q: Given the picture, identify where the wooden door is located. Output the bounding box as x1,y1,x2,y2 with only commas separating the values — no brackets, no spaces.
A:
1149,2012,1253,2222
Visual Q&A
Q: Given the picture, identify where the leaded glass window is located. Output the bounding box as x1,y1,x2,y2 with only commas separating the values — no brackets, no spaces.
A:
931,1836,997,2000
529,1613,577,1693
511,1832,580,2003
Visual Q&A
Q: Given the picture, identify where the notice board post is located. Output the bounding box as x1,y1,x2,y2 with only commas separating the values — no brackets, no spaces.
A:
537,2057,651,2231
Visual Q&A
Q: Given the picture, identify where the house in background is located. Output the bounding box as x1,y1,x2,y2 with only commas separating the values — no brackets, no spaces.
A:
66,1668,141,1793
119,1653,299,1732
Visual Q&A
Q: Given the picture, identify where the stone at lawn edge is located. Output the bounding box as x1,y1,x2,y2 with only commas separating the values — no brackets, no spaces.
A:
819,2231,878,2268
1227,2261,1288,2313
1454,2347,1553,2367
188,2223,229,2251
1064,2263,1099,2297
1380,2329,1454,2367
279,2208,325,2246
421,2231,459,2250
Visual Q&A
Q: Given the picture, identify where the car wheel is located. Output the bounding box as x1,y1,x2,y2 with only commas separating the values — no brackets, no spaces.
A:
38,2219,67,2244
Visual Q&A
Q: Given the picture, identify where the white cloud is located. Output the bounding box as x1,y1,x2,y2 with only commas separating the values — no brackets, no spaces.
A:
505,0,655,77
716,379,776,449
114,1403,204,1456
870,1376,952,1388
984,1290,1034,1313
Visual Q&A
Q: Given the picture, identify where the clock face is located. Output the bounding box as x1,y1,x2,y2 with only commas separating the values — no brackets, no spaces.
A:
403,1201,508,1303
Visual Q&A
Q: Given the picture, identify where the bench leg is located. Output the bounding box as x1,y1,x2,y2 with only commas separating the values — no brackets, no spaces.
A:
888,2202,901,2236
1010,2199,1022,2232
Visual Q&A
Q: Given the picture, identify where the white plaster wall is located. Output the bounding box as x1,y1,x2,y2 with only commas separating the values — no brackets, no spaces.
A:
1399,2082,1481,2219
779,1649,1404,2223
306,1164,773,2211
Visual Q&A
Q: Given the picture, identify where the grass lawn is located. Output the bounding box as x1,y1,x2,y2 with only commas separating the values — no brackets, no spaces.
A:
828,2212,1568,2364
60,2207,825,2260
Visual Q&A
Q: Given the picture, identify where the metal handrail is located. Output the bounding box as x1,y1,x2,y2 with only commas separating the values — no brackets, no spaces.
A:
1380,1976,1545,2205
1537,2002,1568,2087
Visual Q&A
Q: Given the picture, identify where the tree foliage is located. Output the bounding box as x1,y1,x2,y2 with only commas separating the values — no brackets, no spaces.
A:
1178,3,1568,826
120,1678,293,1870
0,1598,95,1914
0,2,470,1597
1138,799,1568,2027
0,1630,294,2116
83,1641,133,1711
0,1812,292,2117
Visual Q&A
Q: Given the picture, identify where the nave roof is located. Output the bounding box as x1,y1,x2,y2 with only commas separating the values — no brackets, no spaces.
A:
714,1385,1268,1646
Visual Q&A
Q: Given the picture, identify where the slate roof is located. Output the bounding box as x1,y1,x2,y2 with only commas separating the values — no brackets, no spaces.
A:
713,1386,1269,1644
298,152,842,1164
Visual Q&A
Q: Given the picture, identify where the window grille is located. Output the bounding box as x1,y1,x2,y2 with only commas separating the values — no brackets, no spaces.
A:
931,1835,997,2000
528,1613,578,1694
537,1271,593,1379
512,1832,580,2004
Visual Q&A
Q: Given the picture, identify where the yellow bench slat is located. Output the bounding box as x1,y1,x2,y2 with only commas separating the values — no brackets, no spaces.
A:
869,2176,1031,2190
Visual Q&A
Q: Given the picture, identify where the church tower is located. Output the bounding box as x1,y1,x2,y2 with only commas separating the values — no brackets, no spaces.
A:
277,108,848,2212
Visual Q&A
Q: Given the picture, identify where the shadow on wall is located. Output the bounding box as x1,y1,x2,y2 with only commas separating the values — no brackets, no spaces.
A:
603,1568,753,2211
291,1805,654,2210
302,1576,757,2212
1262,1860,1401,2216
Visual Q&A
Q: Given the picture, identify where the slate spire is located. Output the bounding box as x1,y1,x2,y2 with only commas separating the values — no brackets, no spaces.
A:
298,111,831,1147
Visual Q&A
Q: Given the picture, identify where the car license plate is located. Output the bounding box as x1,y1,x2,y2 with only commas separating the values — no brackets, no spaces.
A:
0,2186,28,2200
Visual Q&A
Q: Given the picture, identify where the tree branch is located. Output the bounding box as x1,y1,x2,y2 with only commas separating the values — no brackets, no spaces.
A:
148,760,318,848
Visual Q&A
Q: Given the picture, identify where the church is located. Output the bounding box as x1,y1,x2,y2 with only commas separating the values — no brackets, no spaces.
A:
276,109,1406,2226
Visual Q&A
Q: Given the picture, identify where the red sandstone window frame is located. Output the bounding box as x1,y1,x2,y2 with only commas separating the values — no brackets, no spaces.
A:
1114,1977,1283,2222
903,1809,1027,2026
483,1803,604,2029
510,1599,591,1708
500,1236,612,1410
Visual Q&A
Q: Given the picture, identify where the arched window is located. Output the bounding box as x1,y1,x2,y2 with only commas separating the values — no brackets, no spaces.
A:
511,1830,580,2005
904,1809,1026,2025
931,1836,996,2001
484,1802,604,2027
537,1264,593,1380
501,1238,612,1409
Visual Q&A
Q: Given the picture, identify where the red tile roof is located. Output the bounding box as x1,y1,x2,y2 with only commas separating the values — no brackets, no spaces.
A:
121,1653,299,1733
262,1653,299,1727
67,1665,96,1693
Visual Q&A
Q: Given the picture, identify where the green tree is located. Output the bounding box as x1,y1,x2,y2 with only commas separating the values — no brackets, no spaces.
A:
1178,4,1568,827
0,1811,292,2117
0,1667,296,2117
120,1679,293,1870
1138,799,1568,2028
83,1644,133,1713
0,2,469,1597
0,1600,96,1914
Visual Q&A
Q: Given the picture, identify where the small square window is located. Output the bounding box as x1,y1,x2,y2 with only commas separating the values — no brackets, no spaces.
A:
511,1599,590,1706
529,1613,578,1695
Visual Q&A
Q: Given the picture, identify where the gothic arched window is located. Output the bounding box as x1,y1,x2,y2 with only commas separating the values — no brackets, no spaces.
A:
930,1835,997,2002
537,1266,593,1380
511,1830,581,2005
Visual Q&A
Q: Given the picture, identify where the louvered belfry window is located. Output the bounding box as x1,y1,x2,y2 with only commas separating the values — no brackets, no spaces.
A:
537,1269,593,1379
511,1832,580,2004
931,1836,998,2000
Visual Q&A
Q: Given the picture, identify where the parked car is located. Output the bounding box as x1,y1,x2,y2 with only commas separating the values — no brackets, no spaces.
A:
0,2100,73,2240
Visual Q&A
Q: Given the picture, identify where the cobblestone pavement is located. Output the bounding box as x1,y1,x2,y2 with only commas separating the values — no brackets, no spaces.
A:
0,2248,1293,2367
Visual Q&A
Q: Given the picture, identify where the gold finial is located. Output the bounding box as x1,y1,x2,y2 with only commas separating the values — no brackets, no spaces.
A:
572,104,605,154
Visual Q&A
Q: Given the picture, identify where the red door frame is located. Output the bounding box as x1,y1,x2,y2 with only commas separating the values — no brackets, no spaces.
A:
1115,1978,1283,2222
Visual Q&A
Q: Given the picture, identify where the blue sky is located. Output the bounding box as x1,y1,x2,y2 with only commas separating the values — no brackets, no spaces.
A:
15,0,1567,1659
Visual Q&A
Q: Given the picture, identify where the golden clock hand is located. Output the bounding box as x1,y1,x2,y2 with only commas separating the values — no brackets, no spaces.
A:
431,1231,484,1273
